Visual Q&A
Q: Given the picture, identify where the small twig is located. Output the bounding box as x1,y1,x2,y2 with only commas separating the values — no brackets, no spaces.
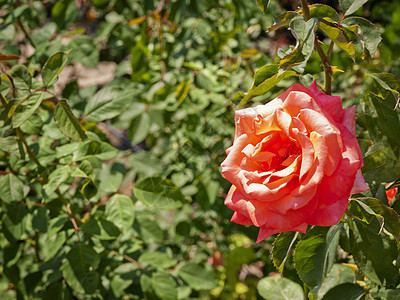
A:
122,254,146,270
17,19,36,48
56,189,81,243
16,128,43,168
301,0,333,94
0,65,16,98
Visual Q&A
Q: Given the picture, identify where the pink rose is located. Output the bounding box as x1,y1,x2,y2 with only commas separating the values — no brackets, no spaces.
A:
221,82,369,242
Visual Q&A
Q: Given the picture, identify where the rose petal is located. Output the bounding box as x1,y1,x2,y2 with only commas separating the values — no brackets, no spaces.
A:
282,91,321,117
256,223,308,243
309,81,344,123
235,99,284,137
307,193,349,226
231,211,254,225
298,108,342,176
350,169,369,195
317,124,363,205
342,106,356,137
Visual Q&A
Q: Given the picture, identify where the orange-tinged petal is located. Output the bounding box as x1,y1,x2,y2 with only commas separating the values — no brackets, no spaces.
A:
298,108,342,176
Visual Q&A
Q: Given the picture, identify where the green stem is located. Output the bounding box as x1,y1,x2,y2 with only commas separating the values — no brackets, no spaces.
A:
16,128,43,169
300,0,332,95
17,19,36,48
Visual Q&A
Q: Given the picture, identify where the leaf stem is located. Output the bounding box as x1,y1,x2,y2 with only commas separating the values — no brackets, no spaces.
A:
16,128,43,168
300,0,333,94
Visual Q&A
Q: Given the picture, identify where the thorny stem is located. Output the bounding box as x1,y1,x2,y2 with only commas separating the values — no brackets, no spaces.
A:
301,0,333,95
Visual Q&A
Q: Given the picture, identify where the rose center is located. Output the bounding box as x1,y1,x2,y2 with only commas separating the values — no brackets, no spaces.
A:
252,131,301,171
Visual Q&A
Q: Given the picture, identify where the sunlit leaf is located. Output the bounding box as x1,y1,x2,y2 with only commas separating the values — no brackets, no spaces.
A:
294,224,342,296
339,0,368,16
257,277,304,300
54,99,87,141
256,0,271,15
42,51,69,87
319,20,356,60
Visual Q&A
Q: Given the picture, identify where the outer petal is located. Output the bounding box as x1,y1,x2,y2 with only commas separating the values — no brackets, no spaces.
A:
221,134,258,195
309,81,344,123
231,211,254,225
256,223,307,243
317,124,362,205
307,193,349,226
350,169,369,194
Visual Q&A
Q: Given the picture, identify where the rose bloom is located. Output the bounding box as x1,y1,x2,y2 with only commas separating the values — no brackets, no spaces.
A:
386,183,397,204
221,82,369,242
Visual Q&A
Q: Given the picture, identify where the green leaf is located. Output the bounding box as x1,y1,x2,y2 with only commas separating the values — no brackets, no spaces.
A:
42,51,69,87
229,91,245,103
39,231,67,260
62,244,100,295
84,86,134,122
293,224,342,296
134,177,186,209
2,203,27,244
343,17,381,58
280,17,317,69
339,0,368,16
20,113,43,134
75,140,118,161
368,93,400,149
152,271,178,300
105,194,135,232
353,197,400,240
130,152,163,176
43,165,71,196
54,99,87,141
129,112,151,145
81,179,97,199
321,283,365,300
268,11,299,32
366,73,400,113
9,65,31,91
81,216,120,240
52,0,78,30
136,215,163,244
0,173,29,203
110,264,140,297
272,231,299,273
239,64,297,106
318,264,357,298
68,36,99,68
0,136,24,158
32,206,48,232
257,277,304,300
177,262,218,291
349,218,399,286
308,4,340,22
256,0,271,15
12,92,44,128
319,21,356,60
139,252,176,270
175,79,191,103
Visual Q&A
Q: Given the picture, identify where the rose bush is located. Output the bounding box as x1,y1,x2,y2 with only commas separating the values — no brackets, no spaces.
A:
221,82,369,242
